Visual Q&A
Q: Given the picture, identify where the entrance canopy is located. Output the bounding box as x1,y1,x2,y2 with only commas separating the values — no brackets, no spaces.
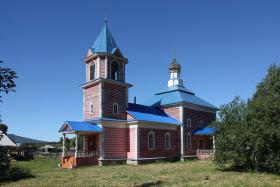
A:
193,127,215,136
58,121,102,134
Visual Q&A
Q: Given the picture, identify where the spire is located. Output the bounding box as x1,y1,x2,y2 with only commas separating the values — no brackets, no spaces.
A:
168,57,183,87
104,16,108,26
91,18,123,56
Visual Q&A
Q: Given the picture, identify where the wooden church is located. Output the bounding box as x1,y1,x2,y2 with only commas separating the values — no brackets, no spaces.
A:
58,20,218,168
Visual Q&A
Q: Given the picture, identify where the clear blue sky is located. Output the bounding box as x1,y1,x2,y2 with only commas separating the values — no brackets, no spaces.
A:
0,0,279,141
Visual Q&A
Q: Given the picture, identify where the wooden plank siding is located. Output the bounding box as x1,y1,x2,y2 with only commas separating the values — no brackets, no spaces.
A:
103,127,127,159
102,82,127,120
83,84,101,120
139,128,179,158
163,107,182,122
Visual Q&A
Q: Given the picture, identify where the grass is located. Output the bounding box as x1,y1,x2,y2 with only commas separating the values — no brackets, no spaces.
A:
1,159,280,187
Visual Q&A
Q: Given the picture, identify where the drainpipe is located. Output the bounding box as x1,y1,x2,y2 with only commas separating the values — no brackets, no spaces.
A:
180,125,184,159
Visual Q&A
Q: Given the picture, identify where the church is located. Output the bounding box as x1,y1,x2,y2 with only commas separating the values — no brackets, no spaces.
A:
58,20,218,168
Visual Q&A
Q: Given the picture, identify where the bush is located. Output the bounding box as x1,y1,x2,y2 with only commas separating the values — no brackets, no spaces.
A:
5,167,33,182
0,147,10,181
0,166,33,183
0,147,33,183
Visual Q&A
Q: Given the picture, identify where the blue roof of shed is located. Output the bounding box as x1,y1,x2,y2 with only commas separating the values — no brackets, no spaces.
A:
143,86,218,110
59,121,102,133
193,127,216,135
127,103,180,125
91,22,121,55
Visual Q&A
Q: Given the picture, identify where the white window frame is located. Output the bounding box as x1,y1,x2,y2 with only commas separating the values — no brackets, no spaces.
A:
186,132,192,148
165,132,171,149
90,103,94,114
148,131,155,149
113,102,119,114
187,118,192,128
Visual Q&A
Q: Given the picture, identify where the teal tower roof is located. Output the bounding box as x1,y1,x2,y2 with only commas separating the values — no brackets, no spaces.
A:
91,19,122,56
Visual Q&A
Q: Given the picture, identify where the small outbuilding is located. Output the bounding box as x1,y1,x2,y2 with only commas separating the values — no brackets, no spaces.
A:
39,144,56,153
0,131,16,147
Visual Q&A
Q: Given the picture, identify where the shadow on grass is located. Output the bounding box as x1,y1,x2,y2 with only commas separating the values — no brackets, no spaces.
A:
135,180,164,187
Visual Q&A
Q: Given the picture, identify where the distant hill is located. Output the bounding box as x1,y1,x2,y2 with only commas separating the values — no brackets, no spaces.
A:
7,134,47,144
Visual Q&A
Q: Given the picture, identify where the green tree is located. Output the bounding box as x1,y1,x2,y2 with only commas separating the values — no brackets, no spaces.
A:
0,60,17,103
214,97,253,171
215,64,280,174
0,123,8,134
247,64,280,173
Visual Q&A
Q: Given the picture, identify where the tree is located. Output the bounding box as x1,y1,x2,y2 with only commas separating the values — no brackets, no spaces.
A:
0,60,17,103
0,60,17,121
0,123,10,181
214,64,280,174
247,64,280,173
0,123,8,134
214,97,253,171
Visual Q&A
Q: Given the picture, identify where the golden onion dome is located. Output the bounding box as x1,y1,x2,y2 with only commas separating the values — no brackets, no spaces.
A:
169,58,181,71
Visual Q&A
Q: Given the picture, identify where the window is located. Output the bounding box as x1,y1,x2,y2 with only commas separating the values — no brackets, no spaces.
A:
78,135,85,151
90,64,95,80
148,131,155,149
90,103,94,114
186,132,192,148
165,132,171,149
187,118,192,128
113,102,119,114
199,120,204,128
111,62,119,81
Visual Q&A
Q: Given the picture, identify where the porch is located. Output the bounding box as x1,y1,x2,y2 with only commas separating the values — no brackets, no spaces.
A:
59,121,104,168
193,127,215,160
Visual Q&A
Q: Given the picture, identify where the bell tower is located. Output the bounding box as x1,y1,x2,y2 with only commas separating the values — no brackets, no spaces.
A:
82,19,132,121
168,57,184,87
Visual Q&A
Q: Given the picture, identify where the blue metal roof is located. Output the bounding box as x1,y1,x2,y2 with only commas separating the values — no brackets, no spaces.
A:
143,86,218,110
59,121,102,133
91,22,122,55
193,127,216,135
127,103,181,125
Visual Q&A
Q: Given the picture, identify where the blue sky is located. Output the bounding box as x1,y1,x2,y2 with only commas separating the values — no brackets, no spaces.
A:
0,0,279,141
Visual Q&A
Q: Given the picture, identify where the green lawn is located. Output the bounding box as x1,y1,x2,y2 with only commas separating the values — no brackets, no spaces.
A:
2,159,280,187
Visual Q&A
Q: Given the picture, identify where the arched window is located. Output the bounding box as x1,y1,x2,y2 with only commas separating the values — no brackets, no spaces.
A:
187,118,192,128
111,62,119,81
90,64,95,80
113,102,119,114
186,132,192,148
199,120,204,128
165,132,171,149
148,131,155,149
90,103,94,114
